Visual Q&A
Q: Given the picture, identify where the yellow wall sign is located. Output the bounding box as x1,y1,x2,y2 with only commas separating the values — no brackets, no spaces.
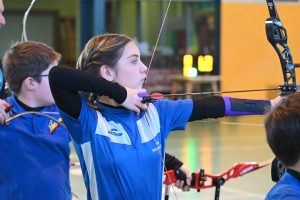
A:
183,55,193,77
183,54,213,77
198,55,213,72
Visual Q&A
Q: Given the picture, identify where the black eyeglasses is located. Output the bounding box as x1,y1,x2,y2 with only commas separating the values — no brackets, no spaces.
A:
32,74,48,79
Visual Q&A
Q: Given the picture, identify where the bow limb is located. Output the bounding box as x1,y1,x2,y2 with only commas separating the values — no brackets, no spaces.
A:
4,111,67,132
22,0,37,41
163,158,273,190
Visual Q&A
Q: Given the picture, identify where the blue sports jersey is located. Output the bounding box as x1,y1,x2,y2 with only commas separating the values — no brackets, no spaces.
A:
0,95,72,200
265,171,300,200
59,98,193,200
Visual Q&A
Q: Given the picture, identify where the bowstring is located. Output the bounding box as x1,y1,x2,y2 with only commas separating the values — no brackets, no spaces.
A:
142,0,172,87
140,0,180,199
143,113,179,200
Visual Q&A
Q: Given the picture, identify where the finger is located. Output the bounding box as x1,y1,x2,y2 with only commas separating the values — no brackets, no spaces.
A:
178,180,184,188
184,186,190,192
0,103,9,124
186,176,192,186
175,180,180,189
0,115,4,124
182,185,188,192
136,101,147,110
139,104,147,111
132,106,141,114
174,180,181,188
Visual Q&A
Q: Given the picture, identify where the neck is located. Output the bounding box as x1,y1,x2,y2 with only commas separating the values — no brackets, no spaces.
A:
288,159,300,173
14,95,44,111
16,92,41,108
97,95,120,107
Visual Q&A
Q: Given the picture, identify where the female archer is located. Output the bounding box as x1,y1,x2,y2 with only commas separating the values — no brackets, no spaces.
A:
49,33,279,199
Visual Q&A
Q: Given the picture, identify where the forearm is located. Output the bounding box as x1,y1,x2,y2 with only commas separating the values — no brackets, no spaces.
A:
189,96,271,121
165,153,183,171
49,66,127,119
222,97,271,116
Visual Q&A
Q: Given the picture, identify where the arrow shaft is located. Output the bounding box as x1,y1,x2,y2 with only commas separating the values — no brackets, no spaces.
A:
162,88,279,97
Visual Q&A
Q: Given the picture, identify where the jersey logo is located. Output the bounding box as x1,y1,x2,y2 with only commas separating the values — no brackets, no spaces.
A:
152,141,162,152
108,128,122,136
48,117,63,134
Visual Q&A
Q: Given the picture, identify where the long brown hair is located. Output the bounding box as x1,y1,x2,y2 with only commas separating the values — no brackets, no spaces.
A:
76,34,132,110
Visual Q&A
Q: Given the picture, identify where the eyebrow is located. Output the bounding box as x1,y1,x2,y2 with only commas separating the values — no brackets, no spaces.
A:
127,54,138,59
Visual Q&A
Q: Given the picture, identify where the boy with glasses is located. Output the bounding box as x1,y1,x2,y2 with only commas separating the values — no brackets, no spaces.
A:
0,41,72,199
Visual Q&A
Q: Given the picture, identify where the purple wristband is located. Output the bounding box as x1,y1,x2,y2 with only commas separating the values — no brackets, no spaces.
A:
222,96,268,116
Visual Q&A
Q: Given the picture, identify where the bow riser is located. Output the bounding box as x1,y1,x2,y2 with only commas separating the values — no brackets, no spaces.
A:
266,0,296,96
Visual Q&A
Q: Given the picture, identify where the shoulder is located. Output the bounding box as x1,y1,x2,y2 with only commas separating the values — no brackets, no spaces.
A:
44,104,59,112
5,96,15,105
266,173,300,199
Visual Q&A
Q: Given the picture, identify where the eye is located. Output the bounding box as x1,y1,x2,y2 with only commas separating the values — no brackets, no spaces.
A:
132,60,138,64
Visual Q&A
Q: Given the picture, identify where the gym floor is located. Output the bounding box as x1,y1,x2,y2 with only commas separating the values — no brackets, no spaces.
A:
69,115,275,200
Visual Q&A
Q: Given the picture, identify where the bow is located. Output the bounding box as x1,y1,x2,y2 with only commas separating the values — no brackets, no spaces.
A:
4,110,66,132
3,102,65,132
141,0,296,199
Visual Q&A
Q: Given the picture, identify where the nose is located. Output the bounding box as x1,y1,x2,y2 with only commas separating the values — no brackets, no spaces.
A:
0,14,5,27
140,62,148,74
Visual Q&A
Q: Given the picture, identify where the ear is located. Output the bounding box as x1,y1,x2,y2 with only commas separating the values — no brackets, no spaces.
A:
100,65,115,81
23,77,37,91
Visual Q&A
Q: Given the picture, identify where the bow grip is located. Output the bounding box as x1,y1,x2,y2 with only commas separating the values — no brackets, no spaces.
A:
174,167,188,186
163,169,188,186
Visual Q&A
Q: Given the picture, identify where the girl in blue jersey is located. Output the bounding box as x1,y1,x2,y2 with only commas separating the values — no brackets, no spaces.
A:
49,33,277,200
